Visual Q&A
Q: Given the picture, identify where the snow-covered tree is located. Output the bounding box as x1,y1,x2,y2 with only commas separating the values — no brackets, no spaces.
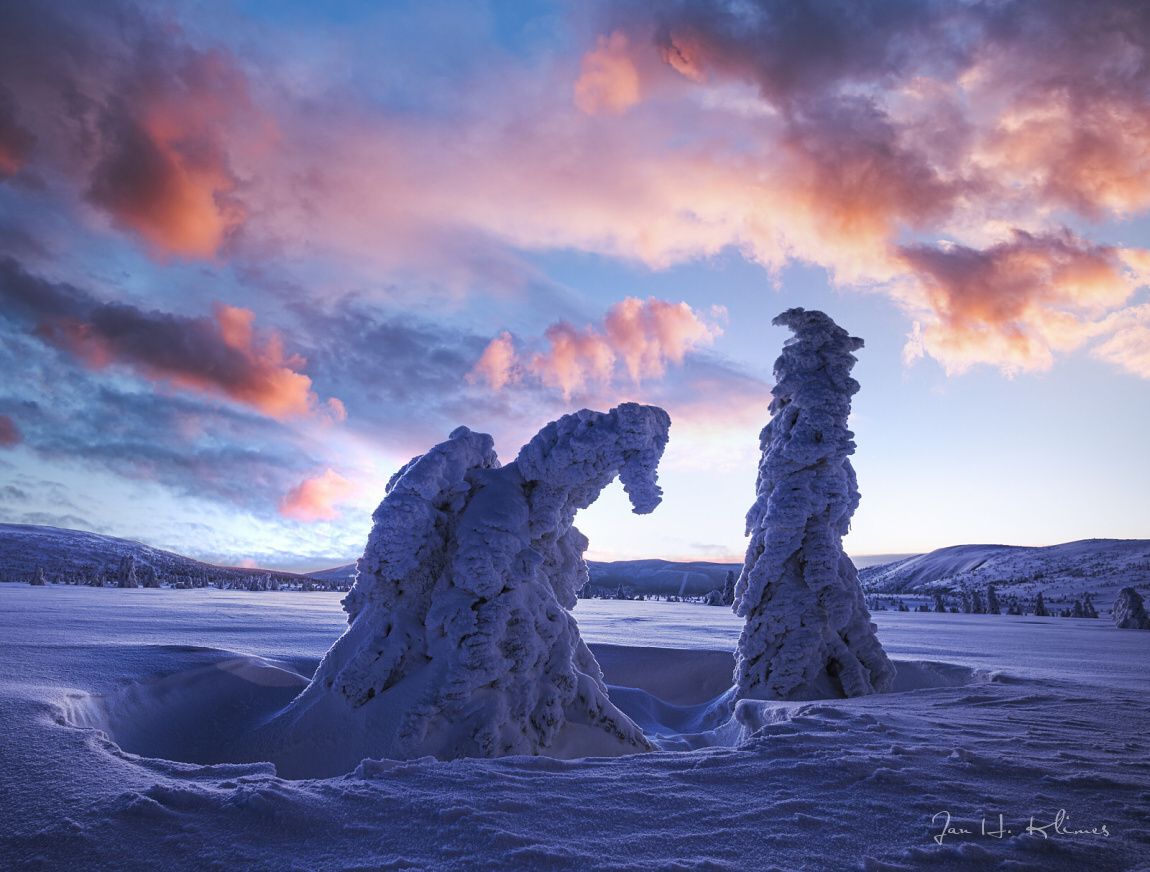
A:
269,403,669,766
30,565,46,586
722,570,736,607
1033,591,1049,616
731,309,894,702
1083,593,1097,618
1113,587,1150,630
971,589,985,614
986,585,1000,615
933,594,947,613
116,555,138,588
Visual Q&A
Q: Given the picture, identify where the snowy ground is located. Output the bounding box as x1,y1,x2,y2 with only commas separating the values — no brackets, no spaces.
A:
2,586,1148,871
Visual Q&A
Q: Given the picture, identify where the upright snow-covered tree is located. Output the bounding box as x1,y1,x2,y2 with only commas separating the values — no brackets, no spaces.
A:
971,589,985,614
986,585,1000,615
263,403,669,772
30,565,46,586
722,570,736,606
116,555,138,588
1082,593,1097,618
1034,591,1049,617
732,309,894,701
933,594,947,613
1113,587,1150,630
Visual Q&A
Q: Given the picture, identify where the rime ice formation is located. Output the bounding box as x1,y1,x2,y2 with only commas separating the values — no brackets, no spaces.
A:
266,403,669,771
732,309,895,702
1113,587,1150,630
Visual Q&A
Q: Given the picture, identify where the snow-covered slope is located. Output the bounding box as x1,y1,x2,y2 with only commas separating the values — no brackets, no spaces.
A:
0,523,314,587
859,538,1150,606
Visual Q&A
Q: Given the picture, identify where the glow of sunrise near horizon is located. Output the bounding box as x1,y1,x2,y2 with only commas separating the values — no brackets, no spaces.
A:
0,0,1148,572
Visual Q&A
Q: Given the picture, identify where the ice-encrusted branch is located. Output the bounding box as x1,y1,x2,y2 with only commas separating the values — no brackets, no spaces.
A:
269,403,669,770
733,308,895,701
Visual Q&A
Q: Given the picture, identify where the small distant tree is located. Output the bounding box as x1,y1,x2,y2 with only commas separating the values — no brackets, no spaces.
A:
933,594,947,613
30,565,46,586
1034,591,1048,617
703,589,725,606
140,564,160,588
986,585,1000,615
971,589,985,614
615,583,627,601
722,570,736,607
960,593,972,614
117,555,138,588
1082,593,1098,618
1071,600,1084,618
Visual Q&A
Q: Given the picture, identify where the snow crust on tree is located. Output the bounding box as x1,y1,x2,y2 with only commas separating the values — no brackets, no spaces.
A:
263,403,669,772
1113,587,1150,630
732,308,895,701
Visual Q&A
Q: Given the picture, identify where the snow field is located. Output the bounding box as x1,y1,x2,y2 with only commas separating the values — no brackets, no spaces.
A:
2,586,1148,871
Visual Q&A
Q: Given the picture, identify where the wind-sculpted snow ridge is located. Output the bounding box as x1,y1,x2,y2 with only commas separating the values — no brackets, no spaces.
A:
1113,587,1150,630
264,404,669,774
733,309,895,702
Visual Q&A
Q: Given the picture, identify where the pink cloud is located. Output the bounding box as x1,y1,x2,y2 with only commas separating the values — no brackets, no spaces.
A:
280,469,357,522
465,332,518,391
0,414,21,448
468,297,721,398
35,298,343,422
574,32,643,116
898,231,1146,374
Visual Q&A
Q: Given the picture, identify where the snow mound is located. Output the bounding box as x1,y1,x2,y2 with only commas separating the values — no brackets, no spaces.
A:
255,403,670,774
64,657,309,765
733,308,895,701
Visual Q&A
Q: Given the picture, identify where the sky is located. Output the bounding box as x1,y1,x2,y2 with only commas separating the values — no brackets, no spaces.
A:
0,0,1148,572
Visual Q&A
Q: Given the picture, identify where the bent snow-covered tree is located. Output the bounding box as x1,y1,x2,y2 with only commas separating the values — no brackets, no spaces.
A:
732,309,895,701
264,403,669,773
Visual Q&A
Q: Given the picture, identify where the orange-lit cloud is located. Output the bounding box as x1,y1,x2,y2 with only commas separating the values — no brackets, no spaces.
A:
468,297,721,398
84,48,256,258
574,32,642,116
0,260,342,421
53,302,343,421
466,331,518,391
280,469,356,522
899,231,1149,374
0,414,21,447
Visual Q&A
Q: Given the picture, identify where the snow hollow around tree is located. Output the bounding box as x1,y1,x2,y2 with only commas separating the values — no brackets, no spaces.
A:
733,308,895,701
247,403,670,775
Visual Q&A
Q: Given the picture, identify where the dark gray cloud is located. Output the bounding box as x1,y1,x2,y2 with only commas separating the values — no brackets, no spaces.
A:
0,84,35,178
0,257,336,420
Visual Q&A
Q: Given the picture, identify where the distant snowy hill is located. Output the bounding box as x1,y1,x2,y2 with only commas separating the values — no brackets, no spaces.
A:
307,563,359,584
306,558,743,597
0,524,315,587
859,538,1150,606
585,559,740,597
